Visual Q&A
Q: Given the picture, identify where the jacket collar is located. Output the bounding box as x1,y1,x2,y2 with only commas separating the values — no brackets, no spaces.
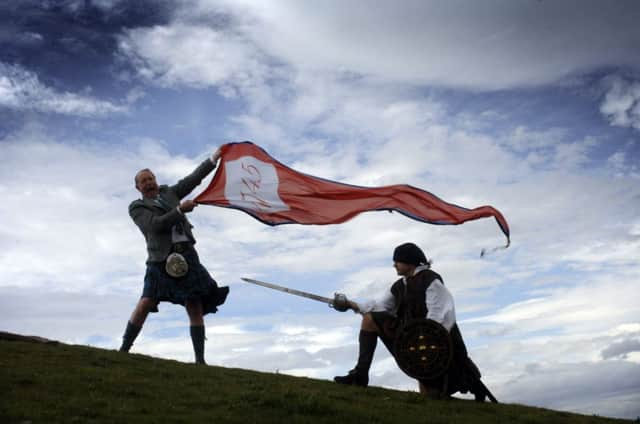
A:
402,264,431,284
141,195,170,211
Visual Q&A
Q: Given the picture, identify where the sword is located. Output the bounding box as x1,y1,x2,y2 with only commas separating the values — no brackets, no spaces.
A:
240,277,352,312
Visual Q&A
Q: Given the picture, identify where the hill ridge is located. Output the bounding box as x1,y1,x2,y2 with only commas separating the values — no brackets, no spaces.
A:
0,332,631,423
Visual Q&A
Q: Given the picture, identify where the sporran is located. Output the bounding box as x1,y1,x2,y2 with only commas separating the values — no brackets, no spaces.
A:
165,252,189,278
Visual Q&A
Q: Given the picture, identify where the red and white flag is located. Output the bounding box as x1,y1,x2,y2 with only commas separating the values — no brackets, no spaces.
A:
195,142,510,251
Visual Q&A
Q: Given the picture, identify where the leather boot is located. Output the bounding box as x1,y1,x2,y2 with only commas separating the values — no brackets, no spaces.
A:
334,368,369,387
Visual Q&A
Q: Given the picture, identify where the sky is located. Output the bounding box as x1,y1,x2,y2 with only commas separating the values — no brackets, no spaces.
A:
1,0,639,419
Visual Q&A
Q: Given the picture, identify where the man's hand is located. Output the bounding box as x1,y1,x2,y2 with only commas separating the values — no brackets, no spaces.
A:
348,301,361,313
179,200,198,213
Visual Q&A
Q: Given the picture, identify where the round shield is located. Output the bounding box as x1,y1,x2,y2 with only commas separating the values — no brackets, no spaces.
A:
393,318,453,380
165,252,189,278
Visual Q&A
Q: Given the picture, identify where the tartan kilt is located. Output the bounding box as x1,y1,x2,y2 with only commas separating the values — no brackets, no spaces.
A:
142,249,229,315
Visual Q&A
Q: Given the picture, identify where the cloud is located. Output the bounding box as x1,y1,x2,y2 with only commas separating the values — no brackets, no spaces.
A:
118,0,640,100
600,75,640,131
0,63,127,117
500,360,640,419
460,320,640,419
0,126,214,292
118,23,268,93
602,338,640,360
465,273,640,339
164,0,640,91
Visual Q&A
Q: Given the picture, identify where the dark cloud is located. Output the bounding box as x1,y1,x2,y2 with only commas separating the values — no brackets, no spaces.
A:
0,0,172,90
502,360,640,419
601,338,640,359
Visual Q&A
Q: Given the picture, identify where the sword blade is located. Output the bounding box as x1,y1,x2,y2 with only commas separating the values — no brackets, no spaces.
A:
241,277,334,305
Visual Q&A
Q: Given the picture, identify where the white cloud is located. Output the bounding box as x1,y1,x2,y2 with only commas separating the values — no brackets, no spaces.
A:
0,127,214,292
0,62,128,117
600,75,640,130
466,275,640,337
118,23,268,93
167,0,640,90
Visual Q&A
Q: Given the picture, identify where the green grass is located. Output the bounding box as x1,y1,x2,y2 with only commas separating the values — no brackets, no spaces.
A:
0,339,631,423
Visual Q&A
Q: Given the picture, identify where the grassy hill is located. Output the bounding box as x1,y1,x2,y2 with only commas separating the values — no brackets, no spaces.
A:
0,336,631,424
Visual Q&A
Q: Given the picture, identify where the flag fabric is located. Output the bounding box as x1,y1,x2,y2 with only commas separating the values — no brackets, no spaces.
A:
195,142,510,249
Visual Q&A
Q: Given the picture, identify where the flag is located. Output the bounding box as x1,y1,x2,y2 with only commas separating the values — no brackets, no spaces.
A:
195,142,510,251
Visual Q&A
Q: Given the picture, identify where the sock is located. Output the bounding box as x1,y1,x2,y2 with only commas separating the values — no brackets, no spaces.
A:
354,330,378,374
119,321,142,352
190,325,206,364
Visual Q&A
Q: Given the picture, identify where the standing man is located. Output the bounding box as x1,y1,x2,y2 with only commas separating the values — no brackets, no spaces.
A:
334,242,488,400
119,147,229,364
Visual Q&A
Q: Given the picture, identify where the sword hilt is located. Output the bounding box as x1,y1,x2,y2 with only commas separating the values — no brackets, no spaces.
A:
331,293,350,312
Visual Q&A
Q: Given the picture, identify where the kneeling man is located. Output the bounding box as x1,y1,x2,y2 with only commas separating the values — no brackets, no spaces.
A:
335,242,488,400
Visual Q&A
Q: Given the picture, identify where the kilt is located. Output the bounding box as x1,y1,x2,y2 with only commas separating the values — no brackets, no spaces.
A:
142,248,229,315
370,311,472,396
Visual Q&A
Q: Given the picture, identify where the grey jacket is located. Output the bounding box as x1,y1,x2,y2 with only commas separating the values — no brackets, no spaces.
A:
129,158,216,263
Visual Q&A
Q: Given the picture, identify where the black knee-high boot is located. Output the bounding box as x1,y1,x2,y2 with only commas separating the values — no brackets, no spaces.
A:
334,330,377,386
119,321,142,352
190,325,206,364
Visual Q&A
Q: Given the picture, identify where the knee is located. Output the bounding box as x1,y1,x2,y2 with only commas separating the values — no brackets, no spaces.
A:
130,297,155,326
186,300,203,317
139,297,156,313
186,300,204,326
361,313,378,332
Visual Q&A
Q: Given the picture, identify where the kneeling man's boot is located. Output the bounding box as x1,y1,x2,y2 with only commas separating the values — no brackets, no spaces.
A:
334,330,377,387
334,368,369,387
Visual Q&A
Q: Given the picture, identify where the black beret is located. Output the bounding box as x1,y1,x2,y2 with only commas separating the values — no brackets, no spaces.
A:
393,242,427,266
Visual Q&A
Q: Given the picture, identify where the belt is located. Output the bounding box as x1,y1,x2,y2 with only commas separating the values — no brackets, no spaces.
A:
172,242,192,253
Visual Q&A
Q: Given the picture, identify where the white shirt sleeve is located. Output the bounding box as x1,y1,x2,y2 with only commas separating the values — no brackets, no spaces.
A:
356,289,396,315
426,279,456,332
